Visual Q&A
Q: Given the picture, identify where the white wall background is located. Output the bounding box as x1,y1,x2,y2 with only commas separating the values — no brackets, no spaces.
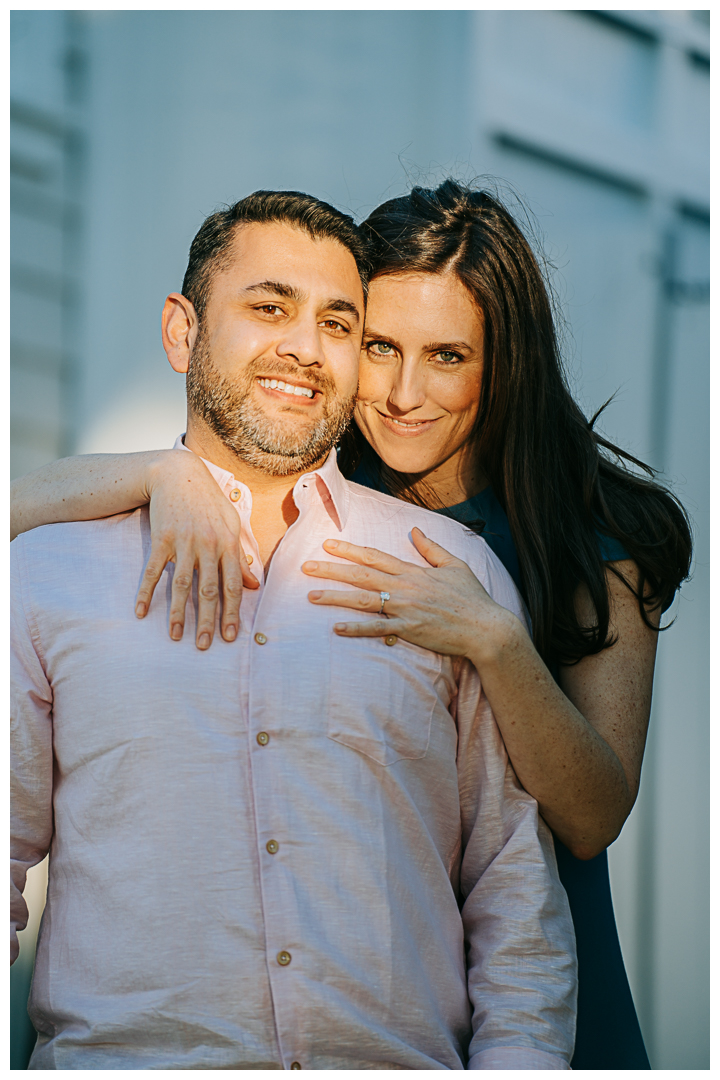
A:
11,9,709,1069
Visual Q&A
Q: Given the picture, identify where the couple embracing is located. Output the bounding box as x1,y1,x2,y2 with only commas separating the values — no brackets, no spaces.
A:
11,181,690,1069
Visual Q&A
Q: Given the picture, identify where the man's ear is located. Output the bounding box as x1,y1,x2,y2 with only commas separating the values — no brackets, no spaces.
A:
162,293,199,374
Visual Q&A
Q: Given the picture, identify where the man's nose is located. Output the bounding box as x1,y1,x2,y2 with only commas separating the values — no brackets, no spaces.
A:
387,360,425,413
276,317,324,368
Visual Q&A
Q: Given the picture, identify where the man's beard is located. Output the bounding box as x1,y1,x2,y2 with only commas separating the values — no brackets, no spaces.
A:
186,333,357,477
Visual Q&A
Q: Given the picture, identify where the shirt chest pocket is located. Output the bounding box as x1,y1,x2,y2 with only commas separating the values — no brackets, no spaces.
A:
328,630,442,767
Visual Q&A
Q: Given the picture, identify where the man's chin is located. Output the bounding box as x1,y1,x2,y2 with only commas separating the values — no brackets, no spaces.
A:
252,417,325,455
237,445,330,477
191,372,355,477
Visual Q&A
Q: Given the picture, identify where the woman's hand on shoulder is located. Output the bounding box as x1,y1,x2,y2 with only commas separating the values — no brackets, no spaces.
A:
136,451,259,648
302,526,519,656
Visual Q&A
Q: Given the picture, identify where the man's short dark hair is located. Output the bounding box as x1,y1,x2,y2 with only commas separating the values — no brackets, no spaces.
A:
181,190,370,322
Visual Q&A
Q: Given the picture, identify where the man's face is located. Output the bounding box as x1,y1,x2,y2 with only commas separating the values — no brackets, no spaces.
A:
186,222,364,476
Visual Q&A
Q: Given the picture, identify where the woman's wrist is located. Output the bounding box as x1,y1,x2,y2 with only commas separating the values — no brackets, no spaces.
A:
143,448,201,502
464,605,530,675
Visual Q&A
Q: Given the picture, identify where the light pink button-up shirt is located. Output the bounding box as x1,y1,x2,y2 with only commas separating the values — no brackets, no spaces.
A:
11,445,576,1070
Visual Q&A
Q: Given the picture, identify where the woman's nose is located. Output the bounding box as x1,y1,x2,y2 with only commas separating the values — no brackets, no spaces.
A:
388,364,425,412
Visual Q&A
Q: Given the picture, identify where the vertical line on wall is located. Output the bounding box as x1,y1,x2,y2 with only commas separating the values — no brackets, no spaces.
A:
633,713,657,1061
648,227,677,473
634,219,679,1062
59,10,88,458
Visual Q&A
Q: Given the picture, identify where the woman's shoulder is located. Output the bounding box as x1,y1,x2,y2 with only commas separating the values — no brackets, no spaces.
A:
440,487,525,596
596,531,630,563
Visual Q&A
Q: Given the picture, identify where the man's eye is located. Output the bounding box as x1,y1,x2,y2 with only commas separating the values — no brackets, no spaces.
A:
258,304,283,316
322,319,348,333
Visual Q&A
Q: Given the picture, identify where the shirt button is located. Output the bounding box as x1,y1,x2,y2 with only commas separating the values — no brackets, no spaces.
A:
385,635,397,646
254,632,267,645
277,950,291,966
290,1063,302,1070
245,553,253,566
229,488,242,502
266,839,279,854
256,732,270,746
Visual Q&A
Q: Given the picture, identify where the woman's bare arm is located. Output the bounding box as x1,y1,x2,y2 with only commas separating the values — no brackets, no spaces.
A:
466,560,658,859
11,451,168,539
11,451,257,647
303,530,658,860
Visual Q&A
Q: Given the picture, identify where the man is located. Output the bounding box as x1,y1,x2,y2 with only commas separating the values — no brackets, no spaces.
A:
11,191,576,1069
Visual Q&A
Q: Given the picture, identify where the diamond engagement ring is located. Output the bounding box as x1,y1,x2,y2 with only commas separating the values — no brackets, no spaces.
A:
379,591,390,616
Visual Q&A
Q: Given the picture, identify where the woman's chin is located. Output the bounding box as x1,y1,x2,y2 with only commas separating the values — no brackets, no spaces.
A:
356,418,441,475
370,441,437,477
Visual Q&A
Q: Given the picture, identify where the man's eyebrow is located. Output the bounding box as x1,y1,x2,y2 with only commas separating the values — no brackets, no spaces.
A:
242,282,360,324
325,298,361,324
242,281,306,302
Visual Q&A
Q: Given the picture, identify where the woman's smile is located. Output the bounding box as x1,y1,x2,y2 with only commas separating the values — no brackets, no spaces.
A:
374,410,442,436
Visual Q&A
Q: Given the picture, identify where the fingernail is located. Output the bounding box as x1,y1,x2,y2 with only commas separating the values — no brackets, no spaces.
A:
304,561,318,572
171,624,182,641
308,591,322,601
135,603,146,618
325,539,338,549
335,623,347,632
198,633,210,649
225,625,237,641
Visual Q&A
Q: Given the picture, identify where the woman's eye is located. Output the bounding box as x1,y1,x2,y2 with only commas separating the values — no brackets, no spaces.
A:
367,341,395,357
435,351,462,364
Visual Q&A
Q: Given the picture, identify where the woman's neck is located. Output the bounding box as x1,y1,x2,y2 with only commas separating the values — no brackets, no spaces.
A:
390,449,489,511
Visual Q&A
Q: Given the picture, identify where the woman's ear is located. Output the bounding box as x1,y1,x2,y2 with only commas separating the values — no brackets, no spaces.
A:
162,293,199,374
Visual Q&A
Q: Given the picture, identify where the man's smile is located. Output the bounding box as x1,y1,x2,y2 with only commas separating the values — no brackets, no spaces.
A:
256,376,320,403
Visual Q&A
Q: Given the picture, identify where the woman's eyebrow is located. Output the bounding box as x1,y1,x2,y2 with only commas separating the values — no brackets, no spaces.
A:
424,340,472,353
363,328,472,354
362,327,402,348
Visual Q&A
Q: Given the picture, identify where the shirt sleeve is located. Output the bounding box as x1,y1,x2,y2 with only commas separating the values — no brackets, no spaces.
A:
11,539,54,965
455,542,577,1069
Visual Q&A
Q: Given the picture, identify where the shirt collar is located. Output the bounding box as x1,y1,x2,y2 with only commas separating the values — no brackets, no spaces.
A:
172,435,351,531
302,448,351,531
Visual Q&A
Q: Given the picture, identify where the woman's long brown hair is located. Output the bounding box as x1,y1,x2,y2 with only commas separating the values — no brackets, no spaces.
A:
339,179,692,665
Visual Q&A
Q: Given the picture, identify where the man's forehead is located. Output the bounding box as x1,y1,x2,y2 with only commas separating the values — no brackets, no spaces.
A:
224,220,362,293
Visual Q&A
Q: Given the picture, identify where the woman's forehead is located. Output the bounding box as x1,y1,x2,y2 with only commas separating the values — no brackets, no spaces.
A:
365,272,482,336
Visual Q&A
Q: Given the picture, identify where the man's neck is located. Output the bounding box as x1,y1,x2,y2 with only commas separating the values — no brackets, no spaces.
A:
183,422,327,570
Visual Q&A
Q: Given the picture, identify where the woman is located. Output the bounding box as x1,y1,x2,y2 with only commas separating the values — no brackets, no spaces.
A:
11,180,691,1068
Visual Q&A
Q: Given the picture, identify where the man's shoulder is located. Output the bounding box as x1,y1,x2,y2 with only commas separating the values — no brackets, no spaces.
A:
345,480,488,559
12,509,149,569
344,481,525,621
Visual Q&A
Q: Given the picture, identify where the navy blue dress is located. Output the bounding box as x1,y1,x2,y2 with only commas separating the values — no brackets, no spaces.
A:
349,462,650,1069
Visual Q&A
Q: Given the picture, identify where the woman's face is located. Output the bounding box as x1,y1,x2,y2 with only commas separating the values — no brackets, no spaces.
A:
355,271,486,495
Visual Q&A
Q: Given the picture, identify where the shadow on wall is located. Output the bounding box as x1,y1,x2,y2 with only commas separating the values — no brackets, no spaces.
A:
11,956,37,1068
75,380,188,456
11,859,48,1068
